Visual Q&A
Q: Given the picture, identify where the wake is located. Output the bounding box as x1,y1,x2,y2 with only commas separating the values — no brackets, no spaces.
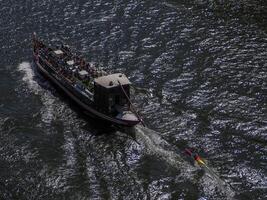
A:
17,61,235,198
18,61,42,94
133,125,236,199
17,62,58,124
134,125,188,168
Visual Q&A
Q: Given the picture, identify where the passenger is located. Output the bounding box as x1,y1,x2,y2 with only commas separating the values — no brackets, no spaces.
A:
81,59,85,68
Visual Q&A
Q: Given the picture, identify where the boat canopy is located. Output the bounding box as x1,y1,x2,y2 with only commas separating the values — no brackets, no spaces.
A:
94,73,131,89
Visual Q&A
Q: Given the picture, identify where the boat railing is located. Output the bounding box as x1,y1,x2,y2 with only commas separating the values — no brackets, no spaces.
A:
37,40,110,94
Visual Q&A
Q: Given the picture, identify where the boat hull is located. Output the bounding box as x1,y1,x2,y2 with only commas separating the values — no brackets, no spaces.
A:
34,58,139,127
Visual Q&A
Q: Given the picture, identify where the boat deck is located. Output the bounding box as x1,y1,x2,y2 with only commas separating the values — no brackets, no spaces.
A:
35,40,107,92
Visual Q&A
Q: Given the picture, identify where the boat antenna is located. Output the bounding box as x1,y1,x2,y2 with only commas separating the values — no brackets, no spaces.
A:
118,80,146,127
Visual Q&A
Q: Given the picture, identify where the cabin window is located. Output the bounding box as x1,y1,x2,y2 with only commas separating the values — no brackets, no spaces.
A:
109,96,114,105
114,95,128,106
115,95,120,105
121,98,127,105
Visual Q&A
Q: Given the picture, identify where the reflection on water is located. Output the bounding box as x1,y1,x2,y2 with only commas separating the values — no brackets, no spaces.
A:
0,0,266,199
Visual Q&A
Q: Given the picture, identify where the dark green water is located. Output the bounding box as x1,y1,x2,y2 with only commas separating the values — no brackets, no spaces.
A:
0,0,266,199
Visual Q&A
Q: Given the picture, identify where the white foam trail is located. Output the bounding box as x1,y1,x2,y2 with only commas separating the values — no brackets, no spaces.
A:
18,61,57,124
133,125,236,198
40,92,56,124
86,158,102,199
18,61,42,95
202,166,236,199
134,125,191,170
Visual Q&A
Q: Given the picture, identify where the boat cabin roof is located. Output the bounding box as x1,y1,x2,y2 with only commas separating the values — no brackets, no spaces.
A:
94,73,131,89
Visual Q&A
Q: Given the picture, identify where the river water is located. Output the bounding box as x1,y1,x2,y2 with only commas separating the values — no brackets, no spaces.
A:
0,0,266,199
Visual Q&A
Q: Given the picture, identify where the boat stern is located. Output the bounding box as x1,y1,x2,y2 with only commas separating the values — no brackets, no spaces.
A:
116,111,140,126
